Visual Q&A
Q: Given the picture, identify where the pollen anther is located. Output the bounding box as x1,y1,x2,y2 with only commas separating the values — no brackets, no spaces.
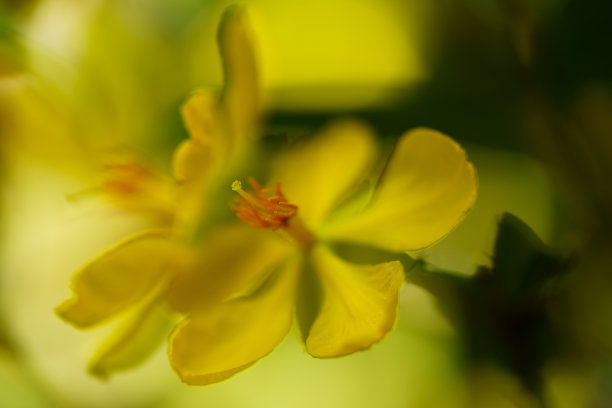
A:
230,178,298,230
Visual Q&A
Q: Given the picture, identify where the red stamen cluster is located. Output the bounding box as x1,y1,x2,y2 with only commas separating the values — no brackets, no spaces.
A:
230,178,298,230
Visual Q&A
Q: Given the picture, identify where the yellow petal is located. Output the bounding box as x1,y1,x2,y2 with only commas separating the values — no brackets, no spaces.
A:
172,139,213,185
166,223,291,313
168,256,299,385
274,119,377,228
56,230,179,327
174,92,227,226
172,139,214,227
175,91,227,182
321,128,477,252
218,5,260,140
179,90,221,148
306,245,404,358
89,296,176,379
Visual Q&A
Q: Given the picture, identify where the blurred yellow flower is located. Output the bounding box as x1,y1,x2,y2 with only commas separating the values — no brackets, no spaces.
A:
55,5,260,379
62,153,176,225
165,120,478,385
55,4,476,386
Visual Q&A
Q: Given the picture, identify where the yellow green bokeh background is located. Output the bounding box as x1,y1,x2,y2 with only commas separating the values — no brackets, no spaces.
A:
1,0,610,406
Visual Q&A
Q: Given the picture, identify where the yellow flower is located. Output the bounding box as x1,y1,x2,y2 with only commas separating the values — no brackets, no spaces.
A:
166,119,478,385
56,5,477,386
55,5,260,379
63,153,177,225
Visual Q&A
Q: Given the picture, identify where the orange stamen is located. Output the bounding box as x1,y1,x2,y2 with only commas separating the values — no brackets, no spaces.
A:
103,160,151,196
230,178,298,230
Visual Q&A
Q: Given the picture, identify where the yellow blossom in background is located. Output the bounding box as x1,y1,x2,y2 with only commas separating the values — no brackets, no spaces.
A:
166,121,477,384
55,5,261,379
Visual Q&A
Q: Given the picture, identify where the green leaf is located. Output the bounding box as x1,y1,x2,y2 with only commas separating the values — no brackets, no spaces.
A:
491,212,563,297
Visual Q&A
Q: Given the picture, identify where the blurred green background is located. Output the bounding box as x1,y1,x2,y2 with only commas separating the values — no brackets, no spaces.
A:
1,0,611,407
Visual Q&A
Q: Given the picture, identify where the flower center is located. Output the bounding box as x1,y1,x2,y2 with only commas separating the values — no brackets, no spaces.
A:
230,178,315,249
231,178,297,230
